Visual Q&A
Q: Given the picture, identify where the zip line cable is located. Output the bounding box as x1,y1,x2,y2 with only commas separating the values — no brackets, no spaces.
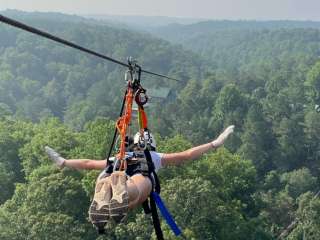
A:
0,14,182,82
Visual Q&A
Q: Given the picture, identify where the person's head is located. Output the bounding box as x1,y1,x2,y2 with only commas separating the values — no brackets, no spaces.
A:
133,131,156,151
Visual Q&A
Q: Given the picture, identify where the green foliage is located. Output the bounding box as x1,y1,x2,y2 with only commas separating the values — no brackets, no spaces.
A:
306,61,320,103
258,169,318,237
0,165,94,240
276,114,307,170
304,109,320,171
238,102,277,175
0,163,14,204
1,12,320,239
72,118,114,159
156,134,192,179
0,103,12,118
0,118,33,203
19,118,78,177
288,192,320,240
281,168,317,199
191,149,257,204
0,15,202,127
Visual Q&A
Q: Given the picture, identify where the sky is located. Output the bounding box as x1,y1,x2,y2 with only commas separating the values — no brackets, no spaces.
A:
0,0,320,21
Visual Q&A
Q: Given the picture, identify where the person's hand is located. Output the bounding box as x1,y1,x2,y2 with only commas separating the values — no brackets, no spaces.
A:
211,125,235,148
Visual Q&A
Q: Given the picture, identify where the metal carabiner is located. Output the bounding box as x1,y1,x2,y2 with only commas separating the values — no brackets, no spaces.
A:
135,87,148,106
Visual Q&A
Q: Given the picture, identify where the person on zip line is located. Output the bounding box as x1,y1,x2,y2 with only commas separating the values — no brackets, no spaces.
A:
45,125,234,228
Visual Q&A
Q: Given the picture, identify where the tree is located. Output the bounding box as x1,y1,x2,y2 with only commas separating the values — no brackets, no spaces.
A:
0,163,14,204
210,84,248,151
276,113,307,170
281,168,317,199
305,61,320,104
238,102,278,176
0,166,95,240
19,118,78,177
304,110,320,171
288,192,320,240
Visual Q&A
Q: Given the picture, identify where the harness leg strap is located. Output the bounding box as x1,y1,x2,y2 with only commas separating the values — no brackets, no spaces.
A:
150,193,164,240
142,199,151,214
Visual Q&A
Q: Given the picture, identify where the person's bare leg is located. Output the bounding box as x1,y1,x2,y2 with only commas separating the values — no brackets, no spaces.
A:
89,172,152,226
93,173,152,210
126,174,152,209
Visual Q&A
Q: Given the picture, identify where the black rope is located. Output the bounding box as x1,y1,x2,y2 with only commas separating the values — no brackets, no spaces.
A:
0,14,128,68
0,14,182,82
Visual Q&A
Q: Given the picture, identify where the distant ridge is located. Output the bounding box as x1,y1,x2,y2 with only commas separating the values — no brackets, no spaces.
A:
1,9,88,23
149,19,320,42
84,14,206,27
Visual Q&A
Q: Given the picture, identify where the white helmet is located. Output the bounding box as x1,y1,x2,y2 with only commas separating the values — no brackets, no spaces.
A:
134,131,156,149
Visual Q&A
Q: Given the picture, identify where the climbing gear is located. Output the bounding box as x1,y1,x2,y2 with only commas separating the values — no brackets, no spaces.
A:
142,147,164,240
135,86,148,106
115,87,134,171
134,131,157,150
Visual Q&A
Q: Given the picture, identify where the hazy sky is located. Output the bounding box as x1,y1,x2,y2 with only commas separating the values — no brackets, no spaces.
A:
1,0,320,20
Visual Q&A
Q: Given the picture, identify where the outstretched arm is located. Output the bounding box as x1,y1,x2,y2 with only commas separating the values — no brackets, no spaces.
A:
64,159,107,170
161,125,234,167
45,146,107,170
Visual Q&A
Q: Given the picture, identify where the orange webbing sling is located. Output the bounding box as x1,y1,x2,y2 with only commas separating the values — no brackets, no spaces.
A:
116,87,134,171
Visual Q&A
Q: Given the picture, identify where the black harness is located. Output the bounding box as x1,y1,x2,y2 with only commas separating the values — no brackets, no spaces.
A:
104,148,164,240
142,148,164,240
102,61,164,239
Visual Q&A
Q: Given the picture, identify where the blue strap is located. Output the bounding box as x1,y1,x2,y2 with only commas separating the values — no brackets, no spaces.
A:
151,192,182,236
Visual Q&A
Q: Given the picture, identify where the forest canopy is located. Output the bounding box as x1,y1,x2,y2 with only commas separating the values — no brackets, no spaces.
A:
0,10,320,239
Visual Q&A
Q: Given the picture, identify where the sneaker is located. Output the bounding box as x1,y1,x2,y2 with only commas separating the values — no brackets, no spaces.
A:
89,175,112,230
109,171,129,223
44,146,65,167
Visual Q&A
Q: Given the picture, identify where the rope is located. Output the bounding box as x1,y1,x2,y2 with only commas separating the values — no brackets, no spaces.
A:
105,89,128,168
116,88,134,170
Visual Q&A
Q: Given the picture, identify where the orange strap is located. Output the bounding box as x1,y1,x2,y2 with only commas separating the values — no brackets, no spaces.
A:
138,106,148,129
116,88,134,170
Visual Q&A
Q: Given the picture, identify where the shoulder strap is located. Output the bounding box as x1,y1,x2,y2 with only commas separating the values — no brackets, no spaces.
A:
144,149,161,193
143,148,164,240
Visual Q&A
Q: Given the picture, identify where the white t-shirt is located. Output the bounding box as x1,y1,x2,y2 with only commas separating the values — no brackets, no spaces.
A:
149,151,164,172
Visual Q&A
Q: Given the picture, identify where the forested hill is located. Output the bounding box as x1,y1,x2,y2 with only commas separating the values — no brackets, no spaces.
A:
0,10,204,128
151,20,320,42
150,21,320,72
1,11,320,240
